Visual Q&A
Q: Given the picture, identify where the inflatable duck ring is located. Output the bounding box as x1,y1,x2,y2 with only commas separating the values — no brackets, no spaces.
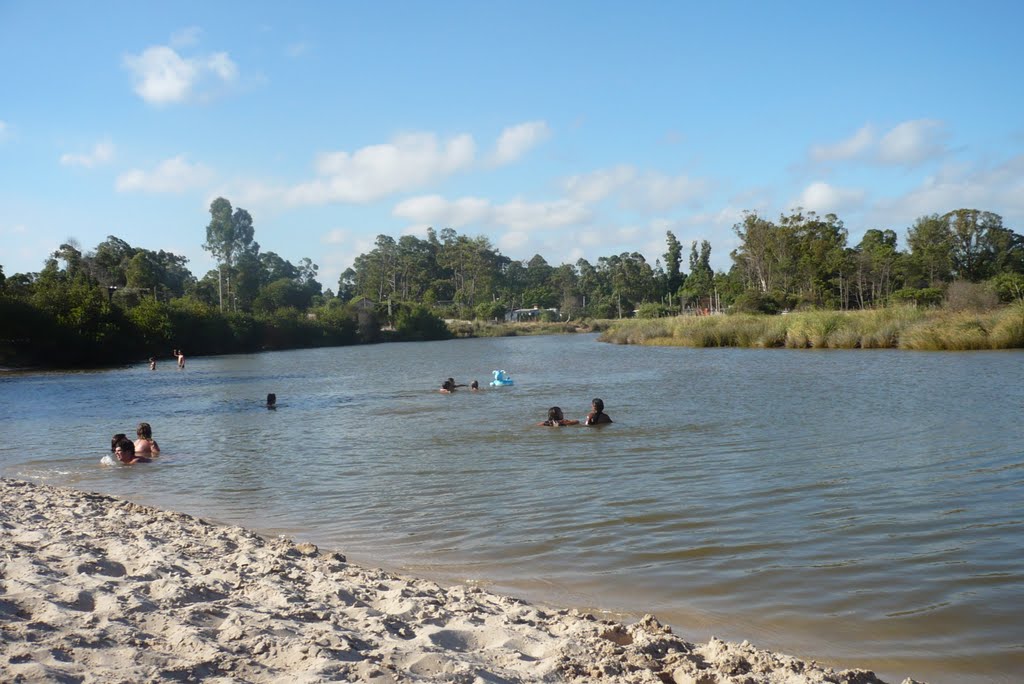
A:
490,369,514,386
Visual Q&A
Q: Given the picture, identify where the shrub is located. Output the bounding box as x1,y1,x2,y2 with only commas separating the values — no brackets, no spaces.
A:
890,287,944,307
989,273,1024,303
636,302,672,319
395,304,451,341
730,291,782,315
944,280,999,312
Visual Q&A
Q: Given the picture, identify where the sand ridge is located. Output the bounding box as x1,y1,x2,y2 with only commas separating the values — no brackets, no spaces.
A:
0,479,925,683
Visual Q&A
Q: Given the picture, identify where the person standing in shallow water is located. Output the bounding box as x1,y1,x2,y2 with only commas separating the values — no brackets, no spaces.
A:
177,351,185,369
584,398,613,426
266,393,277,409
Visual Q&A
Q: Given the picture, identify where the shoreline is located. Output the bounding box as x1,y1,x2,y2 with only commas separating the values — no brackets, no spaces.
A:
1,478,924,683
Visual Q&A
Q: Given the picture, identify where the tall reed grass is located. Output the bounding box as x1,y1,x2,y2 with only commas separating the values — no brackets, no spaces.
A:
599,303,1024,350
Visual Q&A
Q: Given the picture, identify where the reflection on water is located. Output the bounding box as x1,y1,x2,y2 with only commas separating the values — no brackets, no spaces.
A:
1,335,1023,684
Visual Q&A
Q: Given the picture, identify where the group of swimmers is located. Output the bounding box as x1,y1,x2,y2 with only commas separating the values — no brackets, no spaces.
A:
439,376,612,427
439,378,479,392
538,398,612,427
149,350,186,371
109,422,160,465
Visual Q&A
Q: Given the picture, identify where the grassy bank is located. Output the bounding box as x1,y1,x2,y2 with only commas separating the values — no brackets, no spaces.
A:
599,301,1024,350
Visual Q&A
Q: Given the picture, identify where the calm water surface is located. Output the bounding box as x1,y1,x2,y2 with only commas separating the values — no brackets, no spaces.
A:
1,334,1022,684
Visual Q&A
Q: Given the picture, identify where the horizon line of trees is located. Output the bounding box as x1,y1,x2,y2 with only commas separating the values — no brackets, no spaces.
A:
342,207,1024,318
2,199,1023,367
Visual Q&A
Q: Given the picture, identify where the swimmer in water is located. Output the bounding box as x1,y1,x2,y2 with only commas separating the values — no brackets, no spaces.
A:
584,398,613,426
134,422,160,455
440,378,466,393
538,406,580,427
115,438,150,465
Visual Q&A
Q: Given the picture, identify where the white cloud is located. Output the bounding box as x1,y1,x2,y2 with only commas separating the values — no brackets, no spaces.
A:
628,171,710,212
124,45,239,105
810,124,875,162
170,26,202,48
877,119,948,166
392,194,491,227
60,140,115,168
563,165,636,203
498,231,531,251
492,121,550,165
562,166,709,212
393,194,590,235
794,181,866,214
869,154,1024,227
286,42,310,58
494,198,590,232
285,133,476,205
115,155,215,193
809,120,948,168
321,228,350,245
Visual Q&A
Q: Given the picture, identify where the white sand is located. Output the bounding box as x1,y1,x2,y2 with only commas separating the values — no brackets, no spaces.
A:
0,479,925,683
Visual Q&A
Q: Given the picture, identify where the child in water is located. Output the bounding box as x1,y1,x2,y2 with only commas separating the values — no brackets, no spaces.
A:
538,406,579,427
134,422,160,455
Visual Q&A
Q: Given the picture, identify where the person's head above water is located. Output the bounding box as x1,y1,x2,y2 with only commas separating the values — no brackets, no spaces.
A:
548,406,565,422
136,422,153,440
591,398,604,413
266,392,277,407
110,433,127,452
114,438,135,463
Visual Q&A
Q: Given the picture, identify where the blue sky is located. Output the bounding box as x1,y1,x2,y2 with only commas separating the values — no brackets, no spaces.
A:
2,2,1023,291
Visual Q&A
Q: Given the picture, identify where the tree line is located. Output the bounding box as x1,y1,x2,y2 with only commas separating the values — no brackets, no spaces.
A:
2,198,1023,368
343,208,1024,318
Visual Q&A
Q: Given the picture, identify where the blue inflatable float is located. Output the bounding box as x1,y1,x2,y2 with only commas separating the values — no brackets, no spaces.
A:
490,369,514,386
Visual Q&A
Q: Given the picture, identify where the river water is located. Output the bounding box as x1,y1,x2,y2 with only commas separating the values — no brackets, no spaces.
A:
1,334,1021,683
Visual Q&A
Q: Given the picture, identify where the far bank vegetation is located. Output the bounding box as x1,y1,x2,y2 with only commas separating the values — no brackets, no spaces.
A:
601,296,1024,350
3,202,1024,367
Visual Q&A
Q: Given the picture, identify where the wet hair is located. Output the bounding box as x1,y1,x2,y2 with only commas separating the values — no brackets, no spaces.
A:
547,406,565,422
136,422,153,439
115,438,135,462
591,398,604,413
442,378,455,391
266,393,277,406
470,380,479,390
111,433,127,452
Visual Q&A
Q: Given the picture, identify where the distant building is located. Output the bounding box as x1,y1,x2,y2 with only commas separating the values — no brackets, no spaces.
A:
507,305,560,322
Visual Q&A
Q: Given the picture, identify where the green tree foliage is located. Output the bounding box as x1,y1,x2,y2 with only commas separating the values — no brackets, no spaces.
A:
394,304,451,341
4,199,1023,368
944,209,1024,281
203,198,260,311
852,229,902,308
681,241,714,308
906,214,953,286
663,230,684,293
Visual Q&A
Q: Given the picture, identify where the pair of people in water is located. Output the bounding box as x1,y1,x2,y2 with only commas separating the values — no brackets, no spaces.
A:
538,398,613,427
109,422,160,465
440,378,479,392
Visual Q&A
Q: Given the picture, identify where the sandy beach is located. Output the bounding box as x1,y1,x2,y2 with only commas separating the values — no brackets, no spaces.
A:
1,478,925,683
